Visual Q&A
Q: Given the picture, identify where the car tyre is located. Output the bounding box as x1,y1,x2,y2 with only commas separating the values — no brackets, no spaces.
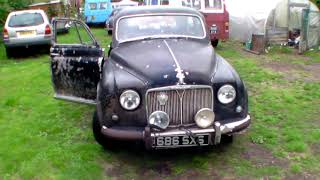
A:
92,111,114,149
108,30,112,35
5,47,14,58
211,39,219,47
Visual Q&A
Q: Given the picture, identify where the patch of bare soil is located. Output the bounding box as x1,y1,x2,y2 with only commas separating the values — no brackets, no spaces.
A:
263,61,320,82
311,143,320,154
176,170,213,180
139,161,172,179
241,143,289,168
284,172,319,180
103,162,123,179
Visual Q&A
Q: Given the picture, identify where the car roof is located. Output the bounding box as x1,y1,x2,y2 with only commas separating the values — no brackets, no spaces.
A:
114,6,203,19
8,9,45,16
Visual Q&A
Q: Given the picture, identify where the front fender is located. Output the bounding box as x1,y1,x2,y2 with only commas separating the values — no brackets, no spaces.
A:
97,59,148,127
211,56,249,121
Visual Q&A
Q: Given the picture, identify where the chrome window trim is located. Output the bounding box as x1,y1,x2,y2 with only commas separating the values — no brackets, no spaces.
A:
145,85,214,126
115,13,207,44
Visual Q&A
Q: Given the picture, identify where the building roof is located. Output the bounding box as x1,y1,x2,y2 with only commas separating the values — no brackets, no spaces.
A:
29,0,61,7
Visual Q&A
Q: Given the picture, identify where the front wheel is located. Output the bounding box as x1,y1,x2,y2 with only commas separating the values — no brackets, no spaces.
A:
211,39,219,47
92,111,114,148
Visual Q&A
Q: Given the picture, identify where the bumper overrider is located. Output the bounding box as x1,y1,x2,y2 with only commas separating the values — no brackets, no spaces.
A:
100,115,250,149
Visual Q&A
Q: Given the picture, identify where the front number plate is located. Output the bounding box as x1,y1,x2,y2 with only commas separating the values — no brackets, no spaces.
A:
154,134,210,148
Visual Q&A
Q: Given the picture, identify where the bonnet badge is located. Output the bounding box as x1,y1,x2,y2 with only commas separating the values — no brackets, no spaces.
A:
157,92,168,106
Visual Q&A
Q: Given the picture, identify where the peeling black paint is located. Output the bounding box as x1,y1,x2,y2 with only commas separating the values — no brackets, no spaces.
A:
51,44,103,101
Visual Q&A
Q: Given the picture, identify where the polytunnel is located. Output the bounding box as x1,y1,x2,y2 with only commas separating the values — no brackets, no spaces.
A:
225,0,320,51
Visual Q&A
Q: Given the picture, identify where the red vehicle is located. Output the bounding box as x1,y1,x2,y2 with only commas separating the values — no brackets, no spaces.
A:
143,0,229,47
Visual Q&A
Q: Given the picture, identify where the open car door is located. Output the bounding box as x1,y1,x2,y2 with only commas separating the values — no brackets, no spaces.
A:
50,18,104,105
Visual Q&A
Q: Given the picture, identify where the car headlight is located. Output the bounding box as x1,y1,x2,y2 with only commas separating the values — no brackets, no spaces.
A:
149,111,170,130
218,85,236,104
194,108,215,128
119,90,140,110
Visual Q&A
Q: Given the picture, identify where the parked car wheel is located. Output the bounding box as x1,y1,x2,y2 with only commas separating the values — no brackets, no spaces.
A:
211,39,219,47
92,111,114,148
5,47,14,58
108,30,112,35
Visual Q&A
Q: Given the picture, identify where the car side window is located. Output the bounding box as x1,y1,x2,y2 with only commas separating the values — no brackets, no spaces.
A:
55,20,95,45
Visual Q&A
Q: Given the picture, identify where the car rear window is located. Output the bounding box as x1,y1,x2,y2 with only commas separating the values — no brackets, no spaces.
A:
8,13,44,27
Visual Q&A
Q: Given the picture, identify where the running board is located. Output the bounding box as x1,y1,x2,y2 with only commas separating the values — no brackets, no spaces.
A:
54,94,96,105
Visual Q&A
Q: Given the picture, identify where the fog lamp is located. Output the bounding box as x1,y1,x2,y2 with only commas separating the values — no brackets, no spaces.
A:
194,108,215,128
149,111,170,130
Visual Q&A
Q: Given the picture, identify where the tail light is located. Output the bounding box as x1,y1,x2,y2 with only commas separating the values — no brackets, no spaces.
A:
3,28,9,39
225,22,229,32
45,25,51,35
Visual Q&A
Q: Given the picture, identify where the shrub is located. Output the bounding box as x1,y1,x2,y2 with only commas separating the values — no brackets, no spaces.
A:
0,0,33,25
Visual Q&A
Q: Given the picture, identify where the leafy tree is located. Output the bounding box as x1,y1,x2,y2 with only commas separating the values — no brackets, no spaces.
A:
0,0,33,25
311,0,320,8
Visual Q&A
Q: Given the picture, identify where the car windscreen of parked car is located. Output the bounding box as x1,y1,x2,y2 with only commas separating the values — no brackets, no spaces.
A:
116,15,205,42
8,13,44,27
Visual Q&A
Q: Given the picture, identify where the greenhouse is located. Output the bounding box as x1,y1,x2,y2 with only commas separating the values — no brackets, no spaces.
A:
225,0,320,51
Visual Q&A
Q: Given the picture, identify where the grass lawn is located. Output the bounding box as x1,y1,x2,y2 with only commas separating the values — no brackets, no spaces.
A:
0,28,319,179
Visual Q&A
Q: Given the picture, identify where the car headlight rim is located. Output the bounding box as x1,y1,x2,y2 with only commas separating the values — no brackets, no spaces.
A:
119,90,140,110
194,108,215,129
217,84,236,104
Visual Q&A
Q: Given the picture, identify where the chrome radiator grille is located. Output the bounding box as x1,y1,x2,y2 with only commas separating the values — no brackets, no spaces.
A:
146,86,213,126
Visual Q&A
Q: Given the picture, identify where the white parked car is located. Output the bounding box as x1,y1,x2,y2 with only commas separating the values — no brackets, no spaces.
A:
3,10,52,58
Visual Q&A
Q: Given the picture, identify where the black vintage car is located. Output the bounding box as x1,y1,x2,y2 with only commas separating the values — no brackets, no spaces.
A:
105,7,123,35
50,6,250,150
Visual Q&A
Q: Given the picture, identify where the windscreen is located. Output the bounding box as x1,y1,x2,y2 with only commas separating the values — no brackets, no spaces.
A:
9,13,44,27
117,15,205,42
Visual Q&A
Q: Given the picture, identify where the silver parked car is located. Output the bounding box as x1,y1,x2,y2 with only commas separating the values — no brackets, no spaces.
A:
3,10,52,58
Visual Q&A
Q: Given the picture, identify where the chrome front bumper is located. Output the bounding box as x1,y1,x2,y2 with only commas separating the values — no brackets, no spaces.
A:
101,115,251,149
151,115,251,145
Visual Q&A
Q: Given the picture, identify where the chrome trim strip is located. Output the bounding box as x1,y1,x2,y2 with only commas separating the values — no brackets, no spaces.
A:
151,128,215,137
163,40,185,84
115,13,207,44
54,94,96,105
